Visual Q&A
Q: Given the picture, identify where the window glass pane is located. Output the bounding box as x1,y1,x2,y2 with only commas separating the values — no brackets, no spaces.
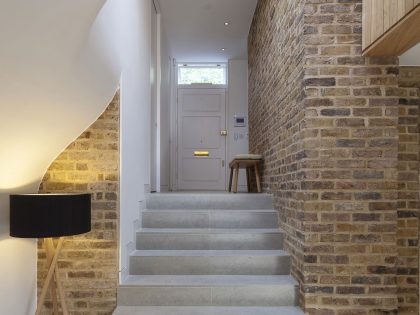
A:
178,66,226,85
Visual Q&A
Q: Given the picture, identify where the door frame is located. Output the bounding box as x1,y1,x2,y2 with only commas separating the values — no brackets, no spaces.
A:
150,0,158,192
150,0,162,193
170,63,229,191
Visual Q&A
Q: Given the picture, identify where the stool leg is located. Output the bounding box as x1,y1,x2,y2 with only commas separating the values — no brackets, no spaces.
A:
228,167,233,192
233,165,239,193
254,164,261,193
246,167,251,193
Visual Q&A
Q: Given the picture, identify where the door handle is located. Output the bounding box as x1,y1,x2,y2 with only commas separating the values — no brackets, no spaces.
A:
220,130,228,136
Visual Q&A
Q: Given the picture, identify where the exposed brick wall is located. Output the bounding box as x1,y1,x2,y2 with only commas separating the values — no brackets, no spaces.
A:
248,0,306,305
399,66,420,89
249,1,419,314
302,1,401,314
38,91,119,315
397,67,420,314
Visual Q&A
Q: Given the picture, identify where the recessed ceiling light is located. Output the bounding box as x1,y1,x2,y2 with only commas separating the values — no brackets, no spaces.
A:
224,22,230,26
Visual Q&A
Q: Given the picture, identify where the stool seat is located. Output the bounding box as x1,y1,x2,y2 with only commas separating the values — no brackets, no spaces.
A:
234,154,263,160
228,155,262,193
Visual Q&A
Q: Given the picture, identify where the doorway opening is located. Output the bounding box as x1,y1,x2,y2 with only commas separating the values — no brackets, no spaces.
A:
154,0,256,193
174,63,228,191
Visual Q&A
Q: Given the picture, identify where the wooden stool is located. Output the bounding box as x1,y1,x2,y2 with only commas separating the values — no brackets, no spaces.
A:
228,155,262,193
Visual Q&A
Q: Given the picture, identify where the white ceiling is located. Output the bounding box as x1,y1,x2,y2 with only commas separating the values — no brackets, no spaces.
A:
157,0,258,62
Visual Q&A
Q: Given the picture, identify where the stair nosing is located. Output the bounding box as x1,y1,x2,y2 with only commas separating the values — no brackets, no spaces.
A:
130,250,288,257
142,209,277,213
137,228,283,234
120,275,298,287
113,306,304,315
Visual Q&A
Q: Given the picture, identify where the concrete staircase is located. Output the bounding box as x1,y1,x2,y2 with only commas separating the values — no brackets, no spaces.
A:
113,193,303,315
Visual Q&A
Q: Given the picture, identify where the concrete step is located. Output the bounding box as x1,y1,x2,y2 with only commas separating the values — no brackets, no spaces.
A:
129,250,290,275
146,193,273,210
136,228,284,250
115,193,302,314
113,306,305,315
118,275,298,306
141,210,278,229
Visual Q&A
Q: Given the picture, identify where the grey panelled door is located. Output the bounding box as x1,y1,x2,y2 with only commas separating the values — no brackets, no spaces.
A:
177,88,226,190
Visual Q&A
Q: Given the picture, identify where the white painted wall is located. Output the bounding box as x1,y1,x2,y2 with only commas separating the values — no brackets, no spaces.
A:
0,0,153,312
227,59,249,191
0,1,112,314
160,28,172,191
400,43,420,66
86,0,153,280
150,3,158,192
0,187,38,315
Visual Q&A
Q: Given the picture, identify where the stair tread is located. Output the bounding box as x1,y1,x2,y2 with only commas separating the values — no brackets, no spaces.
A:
131,250,288,257
121,275,297,286
113,306,304,315
120,194,299,312
143,209,277,212
148,192,273,196
138,228,283,234
146,193,273,210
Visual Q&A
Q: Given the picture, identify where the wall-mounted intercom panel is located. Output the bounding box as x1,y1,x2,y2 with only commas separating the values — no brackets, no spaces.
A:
234,115,247,127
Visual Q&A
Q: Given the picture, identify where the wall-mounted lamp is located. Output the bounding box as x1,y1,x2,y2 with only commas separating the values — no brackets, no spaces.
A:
10,193,91,315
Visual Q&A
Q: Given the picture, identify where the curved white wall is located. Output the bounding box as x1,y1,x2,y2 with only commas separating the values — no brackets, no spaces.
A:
0,0,152,313
86,0,153,281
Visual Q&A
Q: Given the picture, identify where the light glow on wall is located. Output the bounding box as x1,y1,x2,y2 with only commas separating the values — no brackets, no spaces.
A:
0,1,127,314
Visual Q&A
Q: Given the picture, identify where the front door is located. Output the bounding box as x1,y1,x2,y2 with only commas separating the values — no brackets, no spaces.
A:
177,88,226,190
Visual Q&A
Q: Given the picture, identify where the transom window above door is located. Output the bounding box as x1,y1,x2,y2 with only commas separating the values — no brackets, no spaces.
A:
178,64,227,85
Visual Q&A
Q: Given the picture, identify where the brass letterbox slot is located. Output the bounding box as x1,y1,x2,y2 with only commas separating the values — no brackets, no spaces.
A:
194,151,209,157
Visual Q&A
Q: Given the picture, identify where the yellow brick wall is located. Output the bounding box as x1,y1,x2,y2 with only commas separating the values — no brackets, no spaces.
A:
249,1,420,314
397,67,420,314
38,91,119,315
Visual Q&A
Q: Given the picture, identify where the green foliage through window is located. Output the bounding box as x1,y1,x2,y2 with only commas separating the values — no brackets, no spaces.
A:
178,65,226,85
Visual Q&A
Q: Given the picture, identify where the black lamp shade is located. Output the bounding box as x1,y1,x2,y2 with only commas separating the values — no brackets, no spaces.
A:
10,193,91,238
